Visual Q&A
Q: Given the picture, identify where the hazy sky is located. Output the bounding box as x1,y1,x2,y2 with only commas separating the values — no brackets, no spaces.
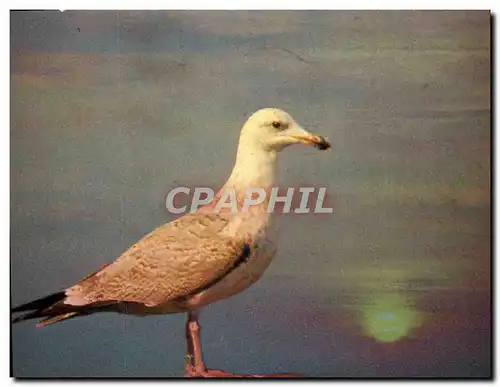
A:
11,10,490,377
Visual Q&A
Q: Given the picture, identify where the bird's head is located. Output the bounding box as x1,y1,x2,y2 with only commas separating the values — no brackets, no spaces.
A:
239,108,331,153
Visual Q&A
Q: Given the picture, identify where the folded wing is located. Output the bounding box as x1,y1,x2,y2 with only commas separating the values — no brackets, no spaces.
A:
66,212,247,307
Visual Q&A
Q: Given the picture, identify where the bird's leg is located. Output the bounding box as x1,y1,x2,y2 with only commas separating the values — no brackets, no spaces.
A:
184,310,301,378
184,310,234,377
185,310,206,375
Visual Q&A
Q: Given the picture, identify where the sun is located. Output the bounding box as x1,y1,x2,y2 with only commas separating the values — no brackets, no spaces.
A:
360,293,421,343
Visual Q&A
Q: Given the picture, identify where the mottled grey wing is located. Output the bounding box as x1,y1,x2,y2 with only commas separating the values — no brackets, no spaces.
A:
65,212,246,307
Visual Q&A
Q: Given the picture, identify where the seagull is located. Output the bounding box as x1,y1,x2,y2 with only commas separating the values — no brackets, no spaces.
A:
12,108,331,377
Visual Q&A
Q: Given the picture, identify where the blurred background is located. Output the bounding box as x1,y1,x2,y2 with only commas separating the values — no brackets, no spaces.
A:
11,10,490,377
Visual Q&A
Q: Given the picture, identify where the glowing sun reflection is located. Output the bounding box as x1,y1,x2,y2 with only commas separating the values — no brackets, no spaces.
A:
360,293,422,343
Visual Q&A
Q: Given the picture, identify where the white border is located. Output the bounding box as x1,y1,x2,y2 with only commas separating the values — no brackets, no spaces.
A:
2,1,498,10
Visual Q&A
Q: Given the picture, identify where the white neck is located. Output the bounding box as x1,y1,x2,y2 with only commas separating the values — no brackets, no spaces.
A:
223,142,277,193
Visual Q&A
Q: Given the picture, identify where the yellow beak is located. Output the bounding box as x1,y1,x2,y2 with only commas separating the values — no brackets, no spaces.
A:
286,126,331,150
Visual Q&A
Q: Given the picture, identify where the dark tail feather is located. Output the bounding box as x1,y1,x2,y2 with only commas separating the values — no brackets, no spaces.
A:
12,309,42,323
12,309,79,326
11,292,77,326
12,292,118,326
12,292,66,313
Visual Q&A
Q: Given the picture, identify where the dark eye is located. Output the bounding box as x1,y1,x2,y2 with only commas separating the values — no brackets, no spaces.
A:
272,121,281,129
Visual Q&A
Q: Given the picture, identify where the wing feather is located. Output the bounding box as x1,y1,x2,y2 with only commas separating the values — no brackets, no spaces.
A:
65,212,246,307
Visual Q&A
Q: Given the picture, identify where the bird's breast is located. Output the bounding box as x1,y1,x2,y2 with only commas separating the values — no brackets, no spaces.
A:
185,213,279,309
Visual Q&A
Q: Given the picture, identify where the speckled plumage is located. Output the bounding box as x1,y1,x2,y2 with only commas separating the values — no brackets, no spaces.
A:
12,107,330,327
66,212,250,308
